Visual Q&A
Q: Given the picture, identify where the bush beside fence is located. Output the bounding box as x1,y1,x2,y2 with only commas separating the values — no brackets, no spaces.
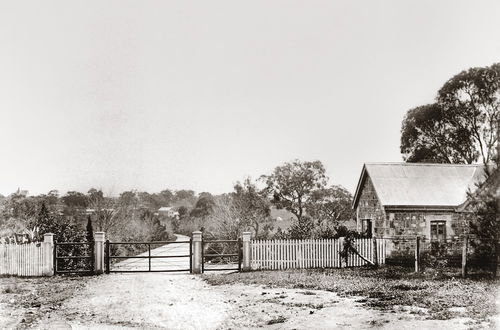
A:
379,236,499,276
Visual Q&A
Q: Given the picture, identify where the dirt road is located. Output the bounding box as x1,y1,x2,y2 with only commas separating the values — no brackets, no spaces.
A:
2,237,493,329
33,273,483,329
41,273,229,329
111,235,191,272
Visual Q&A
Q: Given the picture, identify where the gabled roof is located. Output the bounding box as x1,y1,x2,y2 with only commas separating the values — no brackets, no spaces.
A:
352,163,489,210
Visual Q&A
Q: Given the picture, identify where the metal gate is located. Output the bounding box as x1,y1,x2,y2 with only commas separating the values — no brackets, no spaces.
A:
105,240,192,273
54,241,94,275
202,239,242,273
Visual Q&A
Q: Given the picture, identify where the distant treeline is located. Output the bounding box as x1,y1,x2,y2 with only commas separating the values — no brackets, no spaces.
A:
0,159,358,244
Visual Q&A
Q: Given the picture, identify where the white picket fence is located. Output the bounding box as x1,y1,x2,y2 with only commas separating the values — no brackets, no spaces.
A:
0,243,48,276
251,238,386,270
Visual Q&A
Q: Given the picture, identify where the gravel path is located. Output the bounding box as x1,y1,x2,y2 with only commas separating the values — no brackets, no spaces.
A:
111,234,192,272
35,273,481,329
53,273,229,329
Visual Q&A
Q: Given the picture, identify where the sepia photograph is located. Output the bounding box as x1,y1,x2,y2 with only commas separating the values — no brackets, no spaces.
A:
0,1,499,329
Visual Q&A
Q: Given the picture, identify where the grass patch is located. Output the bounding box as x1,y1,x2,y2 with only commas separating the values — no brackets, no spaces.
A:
266,315,287,325
0,275,92,329
2,283,22,294
203,266,499,323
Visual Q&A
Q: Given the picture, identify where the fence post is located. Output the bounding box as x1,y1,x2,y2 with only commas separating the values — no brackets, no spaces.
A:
192,231,202,274
372,237,378,267
461,235,468,278
414,236,420,273
43,233,54,276
496,240,500,278
105,240,110,274
242,232,251,271
94,232,105,274
339,237,345,268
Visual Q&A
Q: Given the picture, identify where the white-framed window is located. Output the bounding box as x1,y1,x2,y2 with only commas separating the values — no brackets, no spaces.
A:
430,221,446,241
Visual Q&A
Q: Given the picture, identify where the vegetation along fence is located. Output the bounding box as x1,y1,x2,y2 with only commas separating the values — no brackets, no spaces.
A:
251,238,386,270
0,242,49,276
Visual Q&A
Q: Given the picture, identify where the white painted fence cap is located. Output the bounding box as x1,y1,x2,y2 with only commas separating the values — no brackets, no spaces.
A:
192,231,202,241
43,233,54,243
94,232,105,241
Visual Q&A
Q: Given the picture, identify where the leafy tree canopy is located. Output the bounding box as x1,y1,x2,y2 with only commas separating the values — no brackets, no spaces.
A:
62,191,88,208
177,206,189,219
307,185,354,225
174,190,196,201
190,194,215,218
401,103,477,163
401,63,499,164
233,178,272,238
87,188,104,203
262,159,328,222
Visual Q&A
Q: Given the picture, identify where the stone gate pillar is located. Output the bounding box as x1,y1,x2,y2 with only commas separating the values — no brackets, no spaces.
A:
192,231,203,274
242,232,252,271
43,233,54,276
94,232,105,274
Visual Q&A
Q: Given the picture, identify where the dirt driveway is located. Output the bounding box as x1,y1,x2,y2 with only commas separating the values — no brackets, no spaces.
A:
2,238,494,329
31,272,483,330
39,273,228,329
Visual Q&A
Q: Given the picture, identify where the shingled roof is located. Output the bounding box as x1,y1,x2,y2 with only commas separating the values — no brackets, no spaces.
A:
352,163,489,210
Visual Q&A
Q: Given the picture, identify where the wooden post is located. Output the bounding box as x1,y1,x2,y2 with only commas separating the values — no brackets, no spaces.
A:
495,120,500,277
189,238,193,273
238,238,243,272
496,240,500,278
242,232,251,271
372,237,378,267
461,235,468,277
192,231,202,274
148,244,151,272
414,236,420,273
94,232,105,274
43,233,54,276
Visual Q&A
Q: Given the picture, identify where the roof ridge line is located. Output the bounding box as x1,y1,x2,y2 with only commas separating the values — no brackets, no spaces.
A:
364,162,483,167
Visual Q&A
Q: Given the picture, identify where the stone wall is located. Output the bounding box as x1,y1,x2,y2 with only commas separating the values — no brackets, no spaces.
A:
383,211,470,257
355,173,474,259
385,211,470,239
355,175,386,237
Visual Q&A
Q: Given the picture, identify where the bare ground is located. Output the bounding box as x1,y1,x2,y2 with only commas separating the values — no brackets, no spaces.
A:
1,270,498,329
0,276,91,329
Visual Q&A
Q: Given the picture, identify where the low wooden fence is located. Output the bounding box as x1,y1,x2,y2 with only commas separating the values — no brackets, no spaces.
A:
0,243,48,276
251,238,386,270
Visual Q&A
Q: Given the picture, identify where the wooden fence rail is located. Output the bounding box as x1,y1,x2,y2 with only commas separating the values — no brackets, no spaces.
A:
251,238,386,270
0,243,47,276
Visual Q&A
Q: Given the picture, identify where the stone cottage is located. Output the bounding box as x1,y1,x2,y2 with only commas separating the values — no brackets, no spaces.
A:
352,163,490,257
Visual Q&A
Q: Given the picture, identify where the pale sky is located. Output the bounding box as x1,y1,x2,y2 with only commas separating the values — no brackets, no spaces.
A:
1,1,499,197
